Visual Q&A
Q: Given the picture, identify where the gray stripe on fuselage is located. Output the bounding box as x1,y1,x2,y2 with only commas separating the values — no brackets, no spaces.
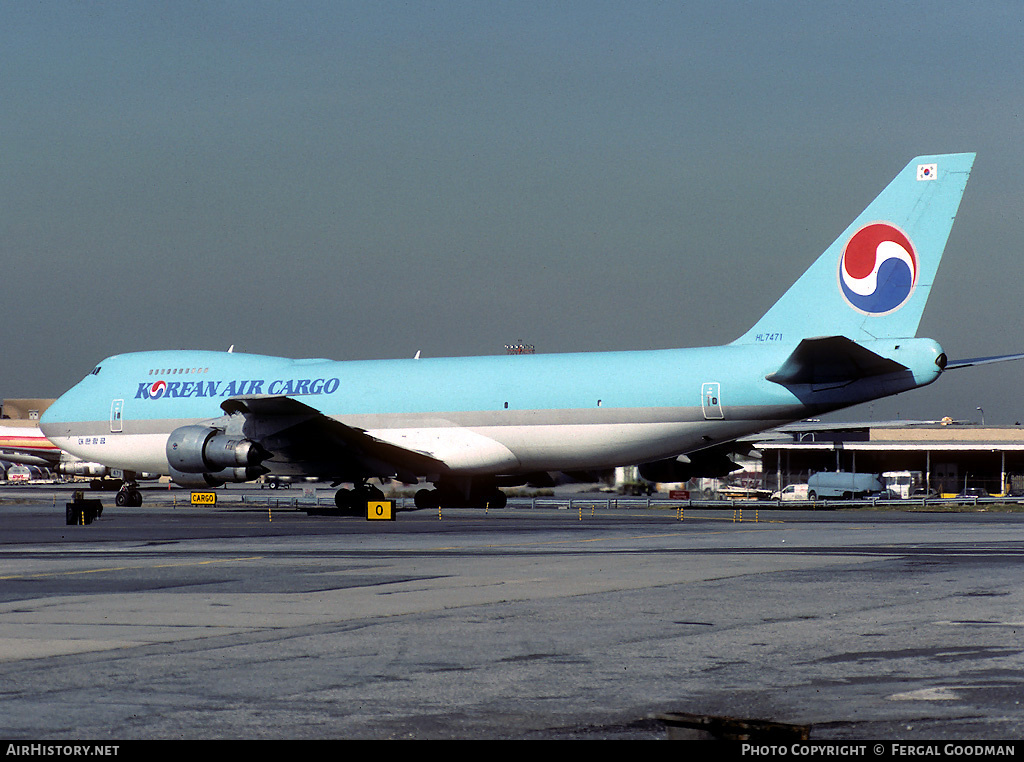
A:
45,403,805,440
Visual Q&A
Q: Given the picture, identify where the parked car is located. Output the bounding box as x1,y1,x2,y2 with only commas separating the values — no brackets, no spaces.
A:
956,487,989,499
868,488,902,500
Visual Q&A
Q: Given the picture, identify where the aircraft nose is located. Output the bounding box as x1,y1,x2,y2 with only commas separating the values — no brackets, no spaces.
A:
39,401,62,437
39,388,76,438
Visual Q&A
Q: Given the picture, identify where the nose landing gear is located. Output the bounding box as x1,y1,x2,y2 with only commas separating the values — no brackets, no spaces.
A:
115,485,143,507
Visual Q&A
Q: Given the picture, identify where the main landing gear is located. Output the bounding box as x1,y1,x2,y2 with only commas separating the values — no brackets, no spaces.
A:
333,483,386,515
413,486,507,510
325,481,509,516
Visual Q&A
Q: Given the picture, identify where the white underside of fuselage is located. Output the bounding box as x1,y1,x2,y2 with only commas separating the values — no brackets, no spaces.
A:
367,419,769,473
48,433,170,476
50,416,780,480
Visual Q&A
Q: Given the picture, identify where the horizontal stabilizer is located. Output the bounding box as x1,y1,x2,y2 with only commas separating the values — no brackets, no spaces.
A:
766,336,907,387
944,353,1024,370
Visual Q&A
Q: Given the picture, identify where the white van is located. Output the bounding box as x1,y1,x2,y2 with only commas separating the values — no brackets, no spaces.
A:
807,472,883,500
772,483,809,501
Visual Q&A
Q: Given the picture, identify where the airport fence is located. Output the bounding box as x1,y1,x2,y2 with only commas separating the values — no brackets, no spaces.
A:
231,493,1024,513
9,483,1024,514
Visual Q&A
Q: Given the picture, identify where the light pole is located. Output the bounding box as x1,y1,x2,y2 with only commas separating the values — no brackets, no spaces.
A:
977,406,986,426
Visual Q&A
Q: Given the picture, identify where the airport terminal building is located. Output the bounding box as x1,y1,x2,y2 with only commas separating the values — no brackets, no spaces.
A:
752,421,1024,497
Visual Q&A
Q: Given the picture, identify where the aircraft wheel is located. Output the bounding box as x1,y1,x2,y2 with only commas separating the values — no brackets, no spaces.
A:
486,489,507,509
359,485,385,503
115,489,142,507
334,489,353,512
346,485,384,513
414,489,438,509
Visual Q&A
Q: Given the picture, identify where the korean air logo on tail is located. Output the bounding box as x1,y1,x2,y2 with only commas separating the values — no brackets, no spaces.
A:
838,223,918,315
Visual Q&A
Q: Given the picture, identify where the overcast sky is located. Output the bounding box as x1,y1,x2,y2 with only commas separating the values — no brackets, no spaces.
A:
3,1,1023,424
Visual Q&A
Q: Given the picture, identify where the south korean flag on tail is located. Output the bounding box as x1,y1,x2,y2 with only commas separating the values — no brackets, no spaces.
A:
916,163,938,181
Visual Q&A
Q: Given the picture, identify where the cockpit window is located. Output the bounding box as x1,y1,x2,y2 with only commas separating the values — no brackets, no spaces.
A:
90,366,101,376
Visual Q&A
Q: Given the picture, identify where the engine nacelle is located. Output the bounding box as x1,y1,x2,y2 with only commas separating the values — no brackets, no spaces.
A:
166,425,267,474
168,467,224,488
58,461,110,477
168,464,269,488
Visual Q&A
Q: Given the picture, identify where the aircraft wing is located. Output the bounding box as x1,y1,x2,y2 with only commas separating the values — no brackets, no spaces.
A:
220,395,449,484
765,336,908,387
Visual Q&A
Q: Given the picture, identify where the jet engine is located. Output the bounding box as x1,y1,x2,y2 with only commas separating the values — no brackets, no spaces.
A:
168,465,268,488
58,461,111,477
166,425,269,484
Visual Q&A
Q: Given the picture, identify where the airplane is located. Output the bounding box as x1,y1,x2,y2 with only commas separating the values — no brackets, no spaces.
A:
39,152,1010,511
0,421,62,469
0,421,143,485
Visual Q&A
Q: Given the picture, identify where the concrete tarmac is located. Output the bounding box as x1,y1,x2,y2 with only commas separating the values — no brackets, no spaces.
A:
2,486,1024,740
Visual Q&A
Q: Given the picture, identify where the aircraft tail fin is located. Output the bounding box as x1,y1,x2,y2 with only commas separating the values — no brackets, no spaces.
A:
732,153,975,345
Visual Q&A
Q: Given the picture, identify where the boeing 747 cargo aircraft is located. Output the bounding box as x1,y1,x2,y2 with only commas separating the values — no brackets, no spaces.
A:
41,153,1004,510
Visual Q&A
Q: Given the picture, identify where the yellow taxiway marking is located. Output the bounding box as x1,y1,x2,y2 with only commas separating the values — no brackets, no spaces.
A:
0,556,264,581
424,523,790,552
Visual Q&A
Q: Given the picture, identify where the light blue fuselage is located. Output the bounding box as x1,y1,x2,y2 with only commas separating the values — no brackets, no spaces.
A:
40,339,944,478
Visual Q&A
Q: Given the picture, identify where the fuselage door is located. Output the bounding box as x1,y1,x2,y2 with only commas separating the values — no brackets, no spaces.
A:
701,382,723,420
110,399,124,433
